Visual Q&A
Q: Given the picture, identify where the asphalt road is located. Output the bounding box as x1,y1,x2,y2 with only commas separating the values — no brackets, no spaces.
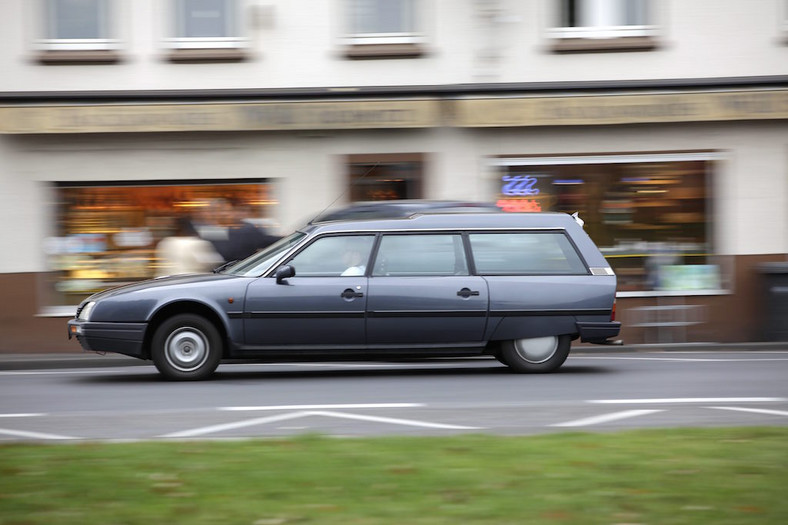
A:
1,350,787,442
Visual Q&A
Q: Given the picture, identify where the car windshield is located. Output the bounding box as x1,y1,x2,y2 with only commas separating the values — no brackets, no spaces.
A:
222,231,307,277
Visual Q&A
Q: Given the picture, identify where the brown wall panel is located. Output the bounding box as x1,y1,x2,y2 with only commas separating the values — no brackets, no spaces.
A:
1,255,785,355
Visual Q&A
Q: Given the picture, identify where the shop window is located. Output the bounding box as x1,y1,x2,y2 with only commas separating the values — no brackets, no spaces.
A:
343,0,426,59
493,153,722,295
550,0,658,53
165,0,247,62
45,180,275,309
37,0,120,64
347,154,424,202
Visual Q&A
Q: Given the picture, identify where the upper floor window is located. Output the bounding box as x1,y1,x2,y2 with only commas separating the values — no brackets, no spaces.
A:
783,0,788,42
165,0,246,61
344,0,426,59
41,0,118,51
550,0,657,52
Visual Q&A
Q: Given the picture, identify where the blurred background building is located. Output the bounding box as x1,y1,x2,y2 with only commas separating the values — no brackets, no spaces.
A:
0,0,787,352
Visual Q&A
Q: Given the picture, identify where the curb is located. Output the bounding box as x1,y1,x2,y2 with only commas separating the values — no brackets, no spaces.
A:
1,342,787,371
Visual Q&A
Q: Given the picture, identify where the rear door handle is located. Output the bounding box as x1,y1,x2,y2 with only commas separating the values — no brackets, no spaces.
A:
341,288,364,299
457,288,480,298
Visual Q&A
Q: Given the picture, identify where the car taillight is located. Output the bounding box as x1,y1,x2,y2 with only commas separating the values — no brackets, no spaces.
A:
611,299,617,321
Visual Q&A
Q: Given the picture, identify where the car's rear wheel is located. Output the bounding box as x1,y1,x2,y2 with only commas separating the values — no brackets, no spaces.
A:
151,314,222,380
501,335,571,373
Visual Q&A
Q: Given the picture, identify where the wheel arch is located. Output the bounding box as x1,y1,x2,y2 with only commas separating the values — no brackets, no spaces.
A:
143,301,229,360
487,315,578,342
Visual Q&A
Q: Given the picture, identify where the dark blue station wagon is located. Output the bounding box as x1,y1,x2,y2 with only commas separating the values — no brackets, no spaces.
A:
68,212,621,380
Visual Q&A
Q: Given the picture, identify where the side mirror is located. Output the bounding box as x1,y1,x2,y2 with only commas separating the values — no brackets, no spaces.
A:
274,265,295,284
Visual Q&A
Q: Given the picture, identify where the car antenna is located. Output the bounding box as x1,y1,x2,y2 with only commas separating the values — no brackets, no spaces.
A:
307,161,380,223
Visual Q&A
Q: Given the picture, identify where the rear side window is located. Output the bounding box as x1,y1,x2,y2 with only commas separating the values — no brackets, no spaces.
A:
373,234,469,276
469,232,587,275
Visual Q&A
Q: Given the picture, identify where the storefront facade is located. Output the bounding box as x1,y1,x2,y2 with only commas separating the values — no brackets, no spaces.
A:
1,83,786,352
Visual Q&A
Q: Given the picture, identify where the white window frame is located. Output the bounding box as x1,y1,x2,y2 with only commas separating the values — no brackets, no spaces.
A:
164,0,245,50
550,0,657,40
38,0,120,51
344,0,425,46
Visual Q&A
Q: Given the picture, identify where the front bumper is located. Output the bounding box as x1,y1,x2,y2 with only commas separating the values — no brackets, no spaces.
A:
68,320,147,358
576,321,622,344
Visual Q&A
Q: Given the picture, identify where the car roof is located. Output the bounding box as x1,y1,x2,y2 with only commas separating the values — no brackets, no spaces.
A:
304,211,580,235
309,200,501,224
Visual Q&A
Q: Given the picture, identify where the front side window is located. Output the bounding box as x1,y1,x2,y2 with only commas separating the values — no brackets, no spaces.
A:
287,235,375,277
168,0,243,49
372,234,468,277
42,0,117,50
469,232,588,275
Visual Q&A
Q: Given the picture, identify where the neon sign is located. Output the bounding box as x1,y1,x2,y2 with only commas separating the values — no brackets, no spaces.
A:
497,199,542,212
499,174,543,212
501,175,540,196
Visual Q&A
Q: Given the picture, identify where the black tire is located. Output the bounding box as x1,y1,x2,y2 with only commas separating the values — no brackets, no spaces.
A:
500,335,571,373
151,314,222,380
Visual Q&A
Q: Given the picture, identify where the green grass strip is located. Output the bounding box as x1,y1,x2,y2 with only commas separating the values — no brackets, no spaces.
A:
1,427,787,524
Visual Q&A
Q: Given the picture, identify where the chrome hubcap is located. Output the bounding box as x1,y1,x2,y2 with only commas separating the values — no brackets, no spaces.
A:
513,336,559,364
165,327,209,372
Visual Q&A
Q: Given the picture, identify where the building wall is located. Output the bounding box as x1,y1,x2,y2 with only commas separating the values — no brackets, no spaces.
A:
1,1,787,92
0,0,786,352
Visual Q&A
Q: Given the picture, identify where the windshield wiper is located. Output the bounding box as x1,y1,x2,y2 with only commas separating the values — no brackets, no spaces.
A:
212,260,239,274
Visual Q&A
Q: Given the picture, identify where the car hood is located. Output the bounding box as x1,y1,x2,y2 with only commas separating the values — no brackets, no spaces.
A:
86,273,240,302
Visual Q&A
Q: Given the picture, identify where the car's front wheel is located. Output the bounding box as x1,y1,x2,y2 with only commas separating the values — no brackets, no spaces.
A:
500,335,571,373
151,314,222,380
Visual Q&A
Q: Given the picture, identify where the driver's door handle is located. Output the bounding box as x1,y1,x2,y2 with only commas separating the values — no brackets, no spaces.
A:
341,288,364,299
457,288,480,298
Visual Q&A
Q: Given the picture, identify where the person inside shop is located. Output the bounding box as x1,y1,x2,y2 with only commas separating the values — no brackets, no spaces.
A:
155,216,224,277
214,200,281,263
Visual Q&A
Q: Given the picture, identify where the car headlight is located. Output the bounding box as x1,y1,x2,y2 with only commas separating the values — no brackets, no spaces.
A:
78,301,96,321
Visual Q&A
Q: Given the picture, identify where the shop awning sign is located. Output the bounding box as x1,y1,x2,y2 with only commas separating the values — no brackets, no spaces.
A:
0,88,786,134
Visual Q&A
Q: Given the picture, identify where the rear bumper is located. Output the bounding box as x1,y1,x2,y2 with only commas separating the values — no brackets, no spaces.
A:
68,320,147,358
576,321,622,344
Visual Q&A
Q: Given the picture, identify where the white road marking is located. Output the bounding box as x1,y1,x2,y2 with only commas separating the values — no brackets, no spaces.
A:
220,403,422,411
162,412,313,438
304,410,480,430
551,409,663,428
161,410,479,438
589,397,785,404
0,368,144,376
707,406,788,417
0,428,77,440
571,356,788,362
0,413,44,418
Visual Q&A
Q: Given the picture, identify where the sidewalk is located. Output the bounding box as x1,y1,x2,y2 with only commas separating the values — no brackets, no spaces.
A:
1,342,787,371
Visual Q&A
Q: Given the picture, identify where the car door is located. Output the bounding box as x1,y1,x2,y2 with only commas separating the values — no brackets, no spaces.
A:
366,233,489,345
243,234,375,348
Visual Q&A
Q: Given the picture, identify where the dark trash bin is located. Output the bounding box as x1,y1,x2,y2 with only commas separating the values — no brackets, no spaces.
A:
758,262,788,342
